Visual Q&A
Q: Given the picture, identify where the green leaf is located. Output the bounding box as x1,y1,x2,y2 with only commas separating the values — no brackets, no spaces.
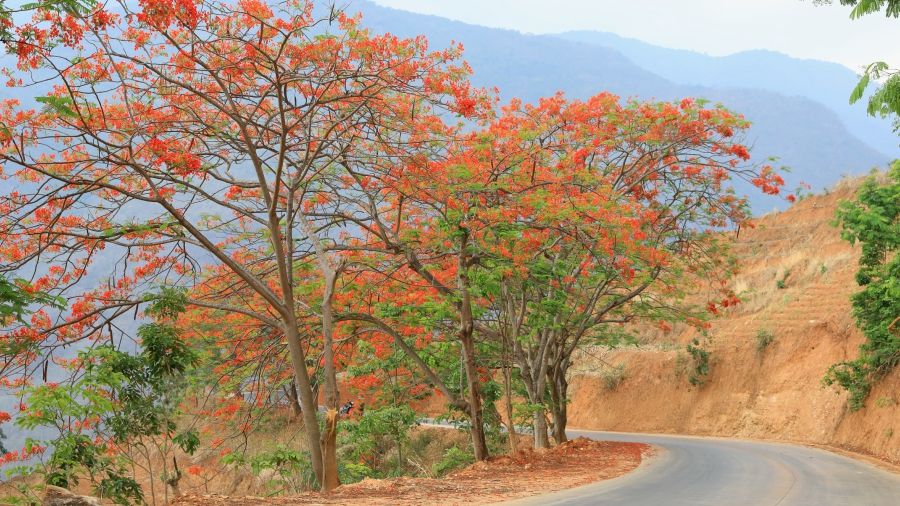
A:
849,73,870,104
35,95,77,118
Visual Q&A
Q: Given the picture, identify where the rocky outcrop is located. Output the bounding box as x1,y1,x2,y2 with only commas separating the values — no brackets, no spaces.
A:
42,486,101,506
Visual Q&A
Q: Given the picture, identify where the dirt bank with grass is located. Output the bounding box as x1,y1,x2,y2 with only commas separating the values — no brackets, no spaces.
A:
172,438,651,505
566,178,900,464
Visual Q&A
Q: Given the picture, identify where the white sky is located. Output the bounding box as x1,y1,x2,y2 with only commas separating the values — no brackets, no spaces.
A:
368,0,899,72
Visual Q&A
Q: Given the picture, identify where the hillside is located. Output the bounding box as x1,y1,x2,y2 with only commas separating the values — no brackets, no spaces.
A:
353,1,889,211
567,176,900,464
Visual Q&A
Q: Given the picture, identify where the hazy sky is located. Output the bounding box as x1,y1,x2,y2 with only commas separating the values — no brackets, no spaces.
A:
369,0,898,72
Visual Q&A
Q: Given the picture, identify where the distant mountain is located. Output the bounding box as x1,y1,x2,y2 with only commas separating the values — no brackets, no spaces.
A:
355,1,890,211
557,31,899,158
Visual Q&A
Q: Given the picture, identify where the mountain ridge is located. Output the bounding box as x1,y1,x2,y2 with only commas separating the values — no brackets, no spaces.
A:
353,0,891,211
558,30,899,156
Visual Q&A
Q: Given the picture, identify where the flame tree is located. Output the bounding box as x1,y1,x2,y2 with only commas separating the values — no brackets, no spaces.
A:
0,0,483,490
345,93,783,453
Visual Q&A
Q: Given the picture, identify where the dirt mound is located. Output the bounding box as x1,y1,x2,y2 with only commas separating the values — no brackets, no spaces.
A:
172,439,650,505
567,177,900,464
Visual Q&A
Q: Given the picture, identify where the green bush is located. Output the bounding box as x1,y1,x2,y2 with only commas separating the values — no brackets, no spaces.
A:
432,446,474,477
338,405,417,480
755,329,775,353
775,268,791,289
824,163,900,411
685,338,711,386
248,445,316,493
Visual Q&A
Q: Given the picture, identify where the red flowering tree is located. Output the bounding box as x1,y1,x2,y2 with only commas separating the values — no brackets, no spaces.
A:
0,0,483,490
344,92,784,453
475,95,782,446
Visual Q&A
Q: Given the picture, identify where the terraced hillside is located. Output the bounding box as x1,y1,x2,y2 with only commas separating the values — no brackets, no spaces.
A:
567,175,900,464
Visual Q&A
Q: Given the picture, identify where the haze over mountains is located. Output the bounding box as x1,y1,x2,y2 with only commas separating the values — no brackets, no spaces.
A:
357,1,896,211
558,31,899,158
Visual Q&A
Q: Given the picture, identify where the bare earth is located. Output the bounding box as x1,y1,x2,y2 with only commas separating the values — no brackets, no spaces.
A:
172,438,651,506
566,177,900,465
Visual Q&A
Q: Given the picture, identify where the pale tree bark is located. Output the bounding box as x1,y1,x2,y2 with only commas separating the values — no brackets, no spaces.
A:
319,271,341,492
284,322,326,486
501,340,519,455
547,356,569,445
299,210,342,491
461,331,489,460
284,380,302,418
458,233,490,460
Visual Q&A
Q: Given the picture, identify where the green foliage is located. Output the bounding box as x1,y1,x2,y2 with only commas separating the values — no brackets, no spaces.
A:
816,0,900,136
18,424,142,505
756,329,776,353
143,286,189,320
246,445,316,493
816,0,900,18
173,430,201,454
850,62,900,135
682,338,711,387
339,406,417,480
35,95,77,118
12,296,197,503
511,401,546,428
823,360,871,411
776,269,790,290
824,164,900,411
432,446,474,477
0,276,64,324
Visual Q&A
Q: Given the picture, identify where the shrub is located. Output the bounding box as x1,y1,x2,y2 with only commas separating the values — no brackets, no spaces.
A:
338,406,417,480
824,163,900,411
600,364,627,391
755,329,775,353
432,446,474,477
874,396,896,408
685,339,711,386
248,445,316,493
776,268,791,289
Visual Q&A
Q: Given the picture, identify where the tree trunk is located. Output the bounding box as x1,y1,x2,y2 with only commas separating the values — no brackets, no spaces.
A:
285,380,301,418
520,362,550,449
457,236,489,461
284,323,325,487
532,410,550,448
167,457,182,499
501,359,518,455
320,273,341,492
460,332,490,460
548,389,568,445
548,359,570,444
516,362,549,449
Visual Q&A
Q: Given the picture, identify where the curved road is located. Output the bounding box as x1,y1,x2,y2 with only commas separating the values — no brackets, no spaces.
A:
505,430,900,506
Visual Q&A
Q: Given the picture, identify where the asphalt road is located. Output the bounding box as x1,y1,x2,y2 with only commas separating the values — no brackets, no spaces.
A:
505,430,900,506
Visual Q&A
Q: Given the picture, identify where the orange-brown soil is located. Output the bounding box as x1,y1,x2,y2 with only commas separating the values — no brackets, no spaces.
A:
566,176,900,465
171,438,649,506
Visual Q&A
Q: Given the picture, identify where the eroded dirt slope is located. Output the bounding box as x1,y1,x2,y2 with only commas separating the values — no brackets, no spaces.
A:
567,178,900,464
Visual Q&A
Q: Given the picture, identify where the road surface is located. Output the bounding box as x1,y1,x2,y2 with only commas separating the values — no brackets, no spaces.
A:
505,430,900,506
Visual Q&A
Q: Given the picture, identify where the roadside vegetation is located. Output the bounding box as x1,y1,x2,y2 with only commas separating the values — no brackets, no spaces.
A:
815,0,900,412
824,163,900,410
